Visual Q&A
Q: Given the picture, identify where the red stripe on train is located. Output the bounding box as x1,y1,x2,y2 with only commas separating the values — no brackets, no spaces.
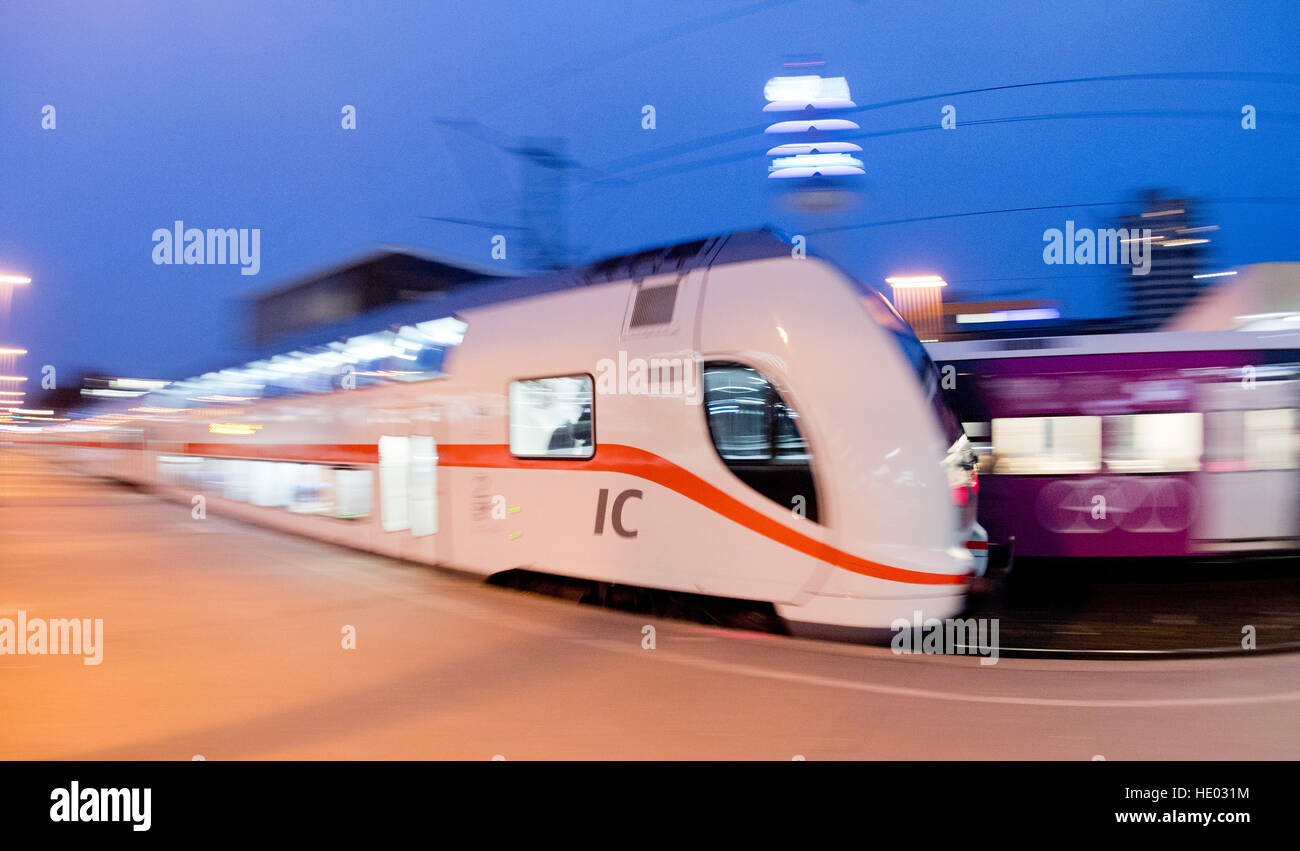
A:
172,442,379,464
44,439,970,587
437,443,968,586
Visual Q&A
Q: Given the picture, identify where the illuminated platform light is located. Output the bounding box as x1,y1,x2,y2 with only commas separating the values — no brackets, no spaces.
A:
955,308,1062,324
147,313,467,406
885,275,948,288
763,99,856,112
0,390,25,396
1232,312,1300,324
766,142,863,156
768,153,865,179
6,407,53,415
109,378,170,390
209,422,263,435
0,274,32,285
189,395,255,403
82,388,146,397
763,74,852,104
0,347,27,355
764,118,861,134
61,423,114,432
414,316,468,346
1193,270,1238,279
886,275,947,342
0,375,28,382
769,166,865,179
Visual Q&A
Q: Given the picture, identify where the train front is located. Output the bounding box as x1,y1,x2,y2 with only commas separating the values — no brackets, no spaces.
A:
700,246,977,633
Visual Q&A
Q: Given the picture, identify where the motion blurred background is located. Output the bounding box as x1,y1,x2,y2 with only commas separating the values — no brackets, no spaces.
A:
0,0,1297,382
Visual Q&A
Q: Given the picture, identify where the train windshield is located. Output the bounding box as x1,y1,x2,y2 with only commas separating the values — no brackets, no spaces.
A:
861,291,964,447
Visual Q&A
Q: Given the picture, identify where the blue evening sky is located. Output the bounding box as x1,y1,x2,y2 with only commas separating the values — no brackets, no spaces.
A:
1,0,1297,379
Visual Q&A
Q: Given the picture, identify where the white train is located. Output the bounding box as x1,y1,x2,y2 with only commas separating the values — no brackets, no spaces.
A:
28,231,981,632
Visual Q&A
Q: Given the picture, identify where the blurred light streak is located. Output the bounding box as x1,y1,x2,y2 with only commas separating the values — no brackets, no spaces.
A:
763,74,852,104
956,309,1062,323
885,275,948,288
208,423,263,435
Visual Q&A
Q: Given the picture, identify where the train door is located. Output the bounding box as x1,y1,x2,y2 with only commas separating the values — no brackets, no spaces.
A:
1194,376,1300,552
377,405,445,565
688,260,831,604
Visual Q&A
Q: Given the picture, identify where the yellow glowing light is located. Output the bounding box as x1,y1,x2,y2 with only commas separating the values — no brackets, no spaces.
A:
0,375,28,382
0,347,27,355
0,274,32,285
208,422,263,435
885,275,948,288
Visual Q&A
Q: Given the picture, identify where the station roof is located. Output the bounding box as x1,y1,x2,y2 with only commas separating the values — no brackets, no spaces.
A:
248,245,513,347
72,229,795,418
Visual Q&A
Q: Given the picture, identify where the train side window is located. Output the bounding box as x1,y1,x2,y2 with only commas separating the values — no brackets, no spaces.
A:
333,467,373,519
1207,408,1300,471
289,463,335,515
509,375,595,458
1245,409,1300,469
226,459,253,502
702,362,818,522
1102,412,1203,473
992,416,1101,475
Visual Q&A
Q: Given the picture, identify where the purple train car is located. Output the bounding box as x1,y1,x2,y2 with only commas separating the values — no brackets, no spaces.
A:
928,331,1300,560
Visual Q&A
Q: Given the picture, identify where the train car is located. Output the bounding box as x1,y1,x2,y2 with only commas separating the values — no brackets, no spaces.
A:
25,231,978,631
930,331,1300,560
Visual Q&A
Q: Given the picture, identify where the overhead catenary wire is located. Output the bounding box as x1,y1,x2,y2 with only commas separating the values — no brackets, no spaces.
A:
805,196,1300,235
586,71,1300,178
588,108,1300,188
428,72,1300,258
